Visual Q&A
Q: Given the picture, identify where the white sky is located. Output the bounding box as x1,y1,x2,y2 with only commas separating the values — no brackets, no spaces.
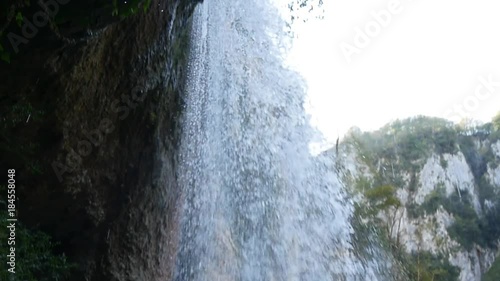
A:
280,0,500,146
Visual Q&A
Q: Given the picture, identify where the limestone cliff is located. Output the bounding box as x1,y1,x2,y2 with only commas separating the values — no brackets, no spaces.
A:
333,116,500,281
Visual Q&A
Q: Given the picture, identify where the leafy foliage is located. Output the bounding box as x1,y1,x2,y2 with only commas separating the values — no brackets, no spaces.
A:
447,215,482,251
0,42,11,63
344,115,500,280
493,111,500,131
112,0,152,18
483,255,500,281
404,251,460,281
365,184,401,213
415,185,446,216
480,198,500,249
408,187,493,250
0,186,75,281
353,181,460,281
345,116,459,181
0,100,48,177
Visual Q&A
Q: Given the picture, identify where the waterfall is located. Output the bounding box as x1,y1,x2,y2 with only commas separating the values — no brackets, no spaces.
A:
174,0,390,280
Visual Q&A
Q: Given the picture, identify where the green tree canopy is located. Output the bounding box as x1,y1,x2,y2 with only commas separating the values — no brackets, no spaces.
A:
493,111,500,131
364,185,401,212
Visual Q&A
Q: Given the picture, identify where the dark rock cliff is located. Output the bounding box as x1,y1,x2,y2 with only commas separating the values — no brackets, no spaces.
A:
0,0,200,280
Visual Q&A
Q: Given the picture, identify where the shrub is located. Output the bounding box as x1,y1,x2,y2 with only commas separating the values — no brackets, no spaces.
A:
447,216,482,251
405,251,460,281
0,186,75,281
483,256,500,281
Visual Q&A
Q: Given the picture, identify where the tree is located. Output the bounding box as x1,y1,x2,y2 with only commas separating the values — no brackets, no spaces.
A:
493,111,500,131
409,251,460,281
364,185,403,245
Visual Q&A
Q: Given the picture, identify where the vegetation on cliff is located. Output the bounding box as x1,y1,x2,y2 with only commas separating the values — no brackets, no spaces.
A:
351,184,460,281
0,186,74,281
343,114,500,281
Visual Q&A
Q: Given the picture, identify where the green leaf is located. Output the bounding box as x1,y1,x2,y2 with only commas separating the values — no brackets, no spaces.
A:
143,0,152,13
1,52,11,63
16,11,24,27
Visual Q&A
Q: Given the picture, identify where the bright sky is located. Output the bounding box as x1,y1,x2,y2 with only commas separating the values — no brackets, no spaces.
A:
281,0,500,147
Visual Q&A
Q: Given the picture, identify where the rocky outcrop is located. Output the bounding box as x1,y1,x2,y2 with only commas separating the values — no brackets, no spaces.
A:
0,1,200,280
334,128,500,281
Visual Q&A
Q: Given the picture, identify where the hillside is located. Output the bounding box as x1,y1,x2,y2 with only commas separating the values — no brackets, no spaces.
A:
333,115,500,281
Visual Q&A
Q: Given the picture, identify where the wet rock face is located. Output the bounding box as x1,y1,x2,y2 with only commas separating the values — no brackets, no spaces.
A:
0,0,200,280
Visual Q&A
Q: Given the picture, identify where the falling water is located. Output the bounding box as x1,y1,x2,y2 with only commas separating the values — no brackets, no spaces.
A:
174,0,390,280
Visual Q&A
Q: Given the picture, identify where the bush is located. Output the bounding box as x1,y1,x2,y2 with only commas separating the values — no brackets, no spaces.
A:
447,216,483,251
364,185,401,212
480,203,500,249
0,186,75,281
405,251,460,281
483,256,500,281
406,184,445,218
346,116,500,256
420,187,445,214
